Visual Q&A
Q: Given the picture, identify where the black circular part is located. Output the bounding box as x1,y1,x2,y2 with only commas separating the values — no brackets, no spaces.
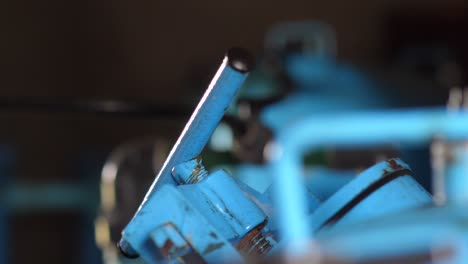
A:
226,47,255,73
118,239,140,259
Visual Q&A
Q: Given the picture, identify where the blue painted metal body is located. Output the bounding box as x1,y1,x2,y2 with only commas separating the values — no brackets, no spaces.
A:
307,159,431,232
176,168,266,242
230,159,433,257
122,165,268,263
231,164,359,234
124,184,243,263
151,223,193,260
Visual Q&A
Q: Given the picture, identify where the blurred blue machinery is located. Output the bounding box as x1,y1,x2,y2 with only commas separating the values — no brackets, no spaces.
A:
114,22,468,263
6,18,465,264
0,150,103,264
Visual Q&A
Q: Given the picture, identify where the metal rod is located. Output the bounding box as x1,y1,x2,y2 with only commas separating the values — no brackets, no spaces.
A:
141,48,253,199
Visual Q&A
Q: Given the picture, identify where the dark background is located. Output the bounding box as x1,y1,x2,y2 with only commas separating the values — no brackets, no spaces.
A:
1,0,468,263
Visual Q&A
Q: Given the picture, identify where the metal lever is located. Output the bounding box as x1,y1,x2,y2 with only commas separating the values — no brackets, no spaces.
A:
119,47,254,258
143,47,253,196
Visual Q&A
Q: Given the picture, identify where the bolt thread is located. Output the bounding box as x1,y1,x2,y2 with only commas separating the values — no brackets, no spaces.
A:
246,231,272,256
237,225,272,257
187,161,209,184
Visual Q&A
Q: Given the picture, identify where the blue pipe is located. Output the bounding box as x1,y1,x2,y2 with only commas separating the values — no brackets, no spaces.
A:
270,108,468,256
